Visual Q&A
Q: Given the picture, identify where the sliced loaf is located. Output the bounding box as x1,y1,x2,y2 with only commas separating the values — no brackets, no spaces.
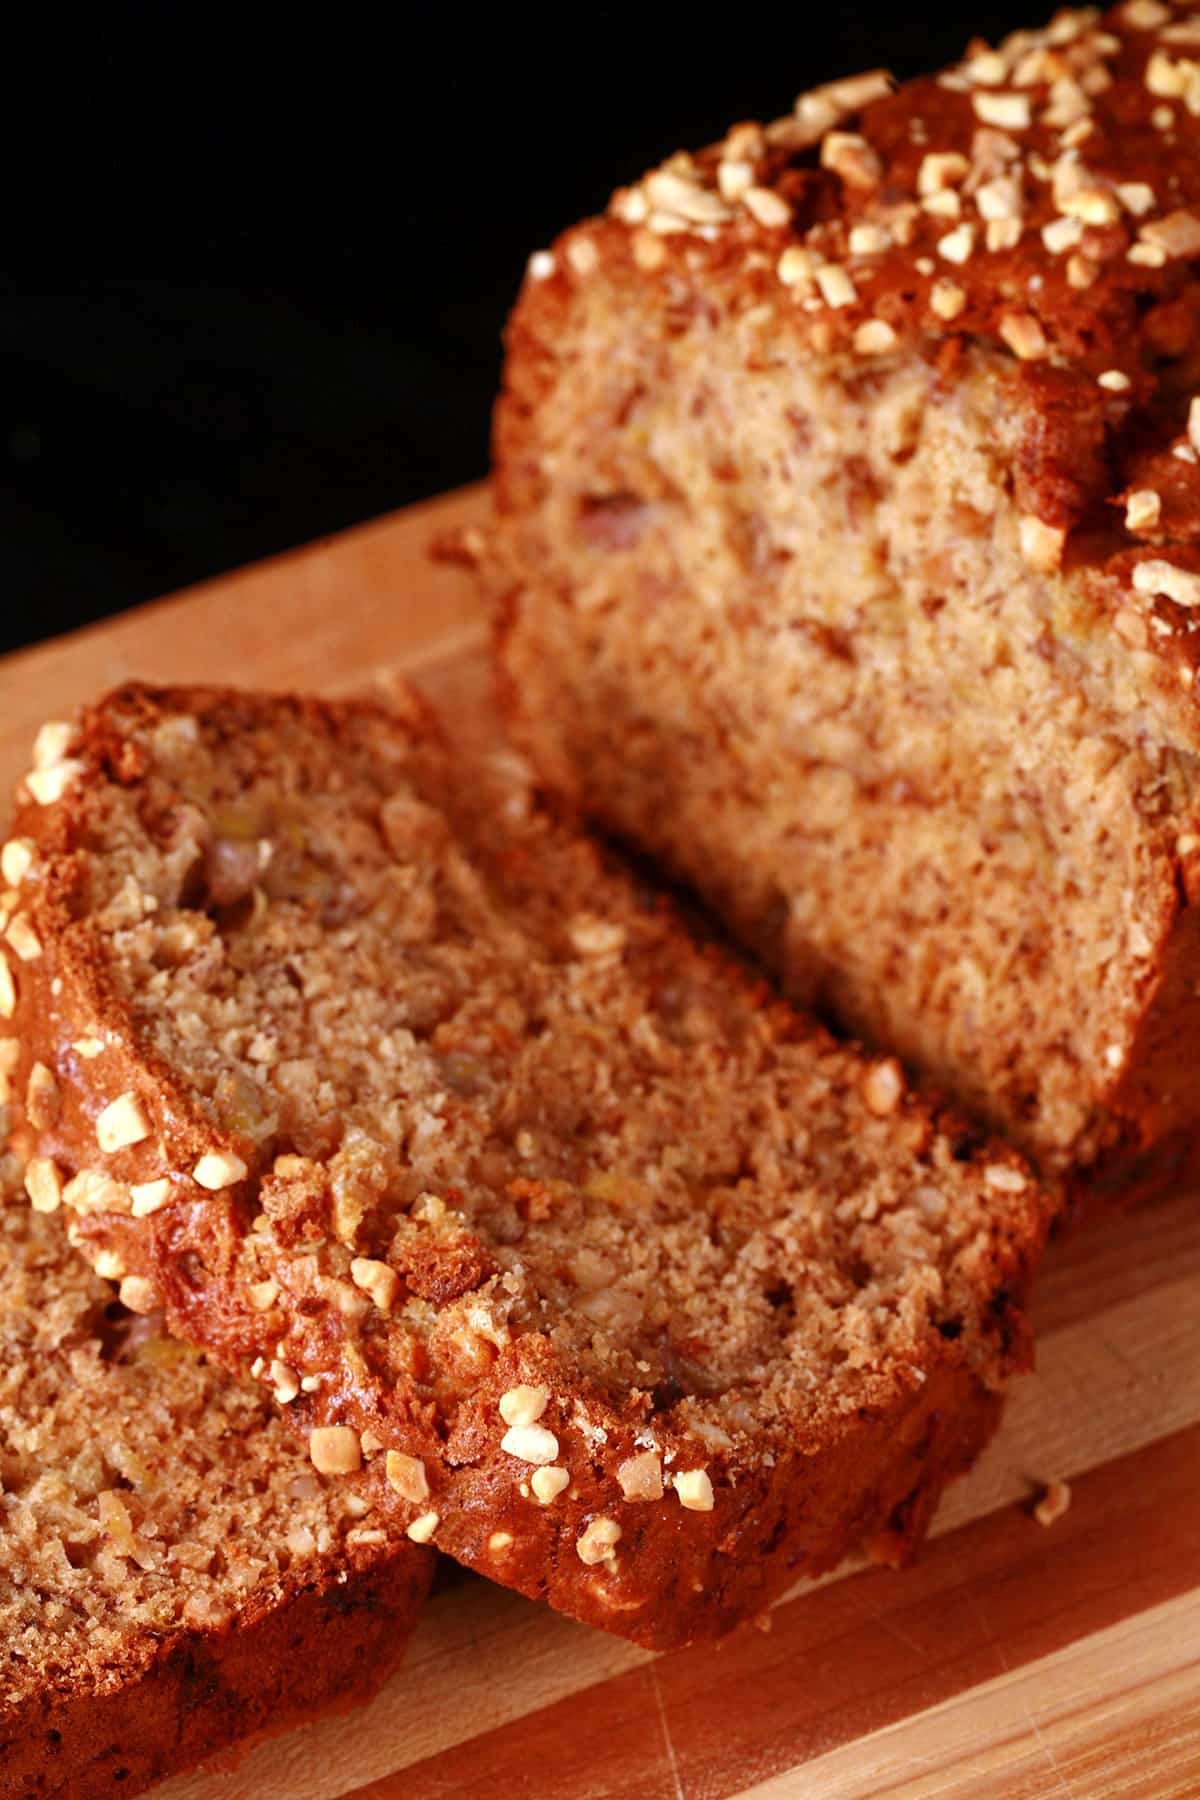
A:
3,683,1050,1648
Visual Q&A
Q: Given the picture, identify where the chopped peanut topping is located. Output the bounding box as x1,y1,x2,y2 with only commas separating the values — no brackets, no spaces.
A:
96,1092,152,1155
531,1465,571,1504
501,1423,559,1465
498,1383,550,1427
386,1450,430,1504
308,1426,362,1475
673,1469,716,1512
576,1517,622,1565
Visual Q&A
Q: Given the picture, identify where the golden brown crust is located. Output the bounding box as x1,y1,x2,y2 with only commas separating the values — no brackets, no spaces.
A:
2,683,1051,1650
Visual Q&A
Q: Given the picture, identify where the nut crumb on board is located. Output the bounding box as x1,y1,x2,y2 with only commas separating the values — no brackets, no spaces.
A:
1033,1478,1071,1527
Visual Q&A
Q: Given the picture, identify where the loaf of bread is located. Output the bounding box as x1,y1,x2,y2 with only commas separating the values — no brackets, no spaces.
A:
0,1180,431,1798
492,2,1200,1202
2,683,1050,1649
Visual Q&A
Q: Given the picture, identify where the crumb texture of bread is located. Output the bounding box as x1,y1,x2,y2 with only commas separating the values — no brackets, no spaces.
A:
491,2,1200,1197
0,1186,431,1799
4,684,1050,1648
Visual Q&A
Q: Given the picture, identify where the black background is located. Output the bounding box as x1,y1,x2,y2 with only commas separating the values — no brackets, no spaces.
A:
1,2,1026,654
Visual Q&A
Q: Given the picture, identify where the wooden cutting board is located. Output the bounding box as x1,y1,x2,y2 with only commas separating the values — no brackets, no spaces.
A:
4,485,1199,1800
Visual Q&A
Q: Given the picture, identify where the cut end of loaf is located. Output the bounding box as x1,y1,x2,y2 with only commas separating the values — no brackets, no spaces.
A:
492,3,1200,1193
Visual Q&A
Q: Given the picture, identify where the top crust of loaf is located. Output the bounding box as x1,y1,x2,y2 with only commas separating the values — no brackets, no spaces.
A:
512,3,1200,667
2,684,1051,1646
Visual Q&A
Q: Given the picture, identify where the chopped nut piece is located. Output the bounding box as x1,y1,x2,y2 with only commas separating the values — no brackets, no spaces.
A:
488,1530,515,1552
96,1092,152,1154
24,1156,63,1214
119,1276,158,1315
937,224,976,265
741,186,791,228
32,720,74,769
984,1163,1027,1193
0,838,35,887
631,229,666,271
1059,187,1119,224
645,169,732,225
527,249,555,282
498,1383,550,1427
1033,1477,1071,1527
0,952,16,1020
1133,560,1200,608
193,1149,249,1190
922,188,961,220
566,236,599,276
999,312,1048,361
247,1275,280,1309
349,1256,399,1313
929,279,967,321
1139,211,1200,259
617,1450,664,1501
863,1058,904,1116
853,319,897,355
1097,370,1132,393
576,1516,622,1565
1122,0,1169,25
26,760,84,806
501,1422,560,1465
776,245,815,287
718,158,755,203
93,1249,126,1281
917,150,969,194
270,1359,300,1403
308,1425,362,1475
130,1177,172,1217
820,131,882,188
1042,214,1084,254
72,1037,105,1059
26,1062,59,1129
1019,516,1066,573
1116,181,1155,217
1125,490,1162,532
568,915,626,957
386,1450,430,1503
531,1464,571,1504
815,264,856,308
673,1469,715,1511
973,91,1032,129
62,1168,131,1215
848,223,891,256
406,1511,440,1544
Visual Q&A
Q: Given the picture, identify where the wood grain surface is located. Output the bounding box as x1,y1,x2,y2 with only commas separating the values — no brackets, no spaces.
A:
4,485,1197,1800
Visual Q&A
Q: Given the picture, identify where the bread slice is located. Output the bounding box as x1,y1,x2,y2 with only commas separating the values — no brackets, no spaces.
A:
3,683,1049,1649
0,1180,431,1799
492,3,1200,1203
